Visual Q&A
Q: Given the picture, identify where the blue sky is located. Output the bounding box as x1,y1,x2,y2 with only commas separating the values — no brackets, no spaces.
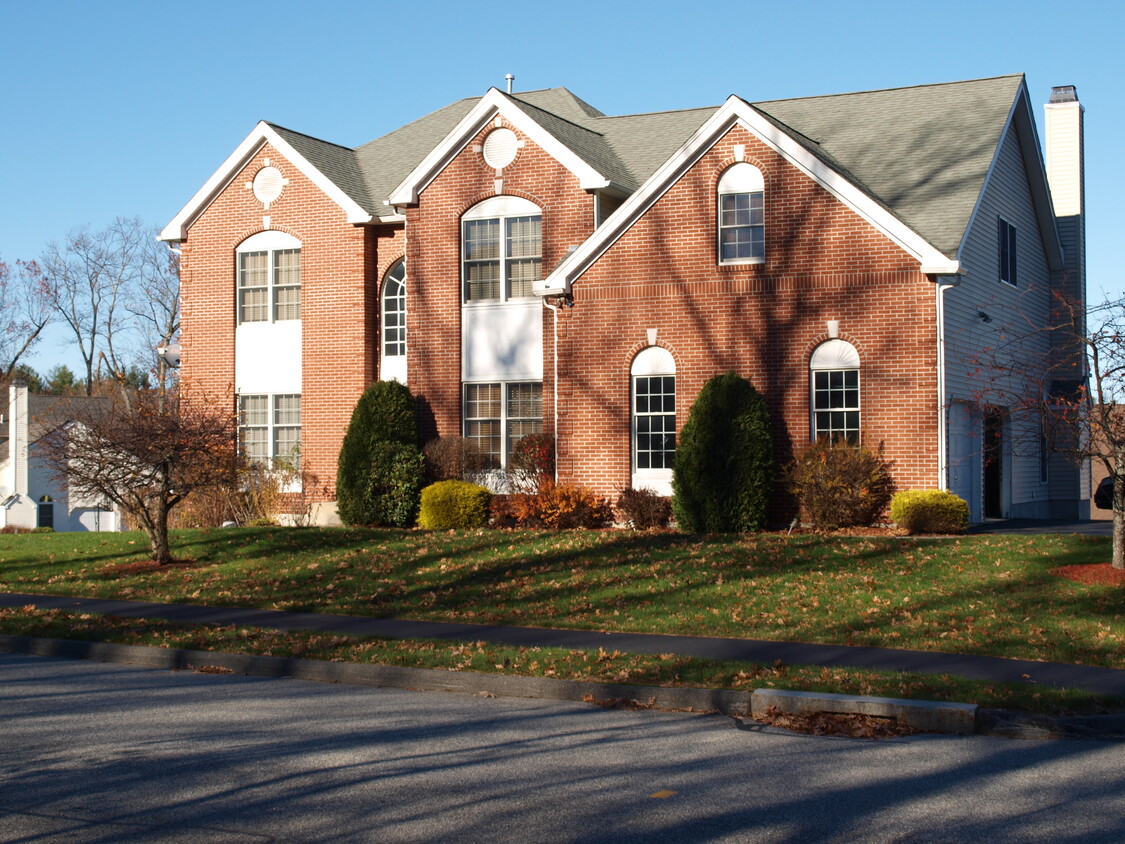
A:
1,0,1120,372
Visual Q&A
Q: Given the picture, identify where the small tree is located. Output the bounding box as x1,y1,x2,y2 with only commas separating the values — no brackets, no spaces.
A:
672,372,773,532
39,390,238,565
337,381,423,526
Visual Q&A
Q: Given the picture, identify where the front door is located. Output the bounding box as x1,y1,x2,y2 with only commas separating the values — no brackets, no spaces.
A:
983,408,1004,518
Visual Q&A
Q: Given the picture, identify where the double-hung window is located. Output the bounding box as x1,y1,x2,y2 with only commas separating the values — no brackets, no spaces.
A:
999,217,1017,286
462,197,542,302
236,231,301,324
810,339,861,443
631,346,676,494
239,393,302,469
463,381,542,469
718,163,765,264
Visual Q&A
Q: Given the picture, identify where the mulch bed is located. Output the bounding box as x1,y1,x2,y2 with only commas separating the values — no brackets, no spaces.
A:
1052,563,1125,587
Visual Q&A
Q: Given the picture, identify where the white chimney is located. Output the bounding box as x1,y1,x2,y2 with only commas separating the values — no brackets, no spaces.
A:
7,380,29,497
1044,86,1085,311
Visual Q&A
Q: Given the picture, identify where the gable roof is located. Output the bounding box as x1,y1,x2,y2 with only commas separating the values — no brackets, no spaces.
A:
0,393,109,463
163,75,1057,275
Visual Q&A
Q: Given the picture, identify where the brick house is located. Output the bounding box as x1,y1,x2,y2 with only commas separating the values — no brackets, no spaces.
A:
161,75,1088,524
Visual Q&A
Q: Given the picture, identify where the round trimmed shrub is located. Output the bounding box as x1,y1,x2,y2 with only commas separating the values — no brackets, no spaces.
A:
890,490,969,535
337,381,422,526
418,480,493,529
672,372,773,533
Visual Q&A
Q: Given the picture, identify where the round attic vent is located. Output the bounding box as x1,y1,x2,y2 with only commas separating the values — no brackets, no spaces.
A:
482,128,518,169
252,166,284,205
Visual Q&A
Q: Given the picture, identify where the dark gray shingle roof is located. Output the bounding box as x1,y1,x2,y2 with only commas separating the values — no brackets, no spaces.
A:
266,76,1025,256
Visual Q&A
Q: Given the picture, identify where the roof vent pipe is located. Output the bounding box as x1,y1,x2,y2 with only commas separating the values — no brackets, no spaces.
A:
505,73,515,94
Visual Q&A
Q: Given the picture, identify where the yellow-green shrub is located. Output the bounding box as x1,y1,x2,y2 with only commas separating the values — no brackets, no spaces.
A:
890,490,969,535
418,480,493,529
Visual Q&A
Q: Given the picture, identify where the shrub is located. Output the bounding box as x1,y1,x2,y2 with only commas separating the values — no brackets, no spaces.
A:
338,381,420,526
513,482,613,529
418,480,493,529
616,487,673,529
422,436,490,484
508,432,555,493
488,494,521,528
672,372,773,532
359,441,425,527
788,439,895,530
890,490,969,535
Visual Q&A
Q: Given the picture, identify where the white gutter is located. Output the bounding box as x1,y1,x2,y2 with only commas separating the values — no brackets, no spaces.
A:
934,273,963,490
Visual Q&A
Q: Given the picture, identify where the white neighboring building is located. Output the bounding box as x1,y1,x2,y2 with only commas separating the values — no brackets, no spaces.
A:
0,381,119,532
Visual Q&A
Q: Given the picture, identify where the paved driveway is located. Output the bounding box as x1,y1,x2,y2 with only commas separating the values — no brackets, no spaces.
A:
4,653,1125,843
968,519,1112,536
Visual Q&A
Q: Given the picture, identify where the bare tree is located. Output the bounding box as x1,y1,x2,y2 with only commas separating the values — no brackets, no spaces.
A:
39,390,238,565
41,218,177,395
0,255,53,378
978,290,1125,568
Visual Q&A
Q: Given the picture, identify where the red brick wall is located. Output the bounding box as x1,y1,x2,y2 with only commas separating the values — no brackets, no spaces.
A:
557,125,938,504
179,142,395,499
404,116,595,444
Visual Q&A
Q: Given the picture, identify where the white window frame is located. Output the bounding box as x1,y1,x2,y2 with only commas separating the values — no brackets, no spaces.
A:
809,339,861,443
462,380,543,471
718,163,765,265
999,217,1017,287
380,259,407,384
462,196,542,303
239,393,302,470
236,230,301,324
631,346,676,495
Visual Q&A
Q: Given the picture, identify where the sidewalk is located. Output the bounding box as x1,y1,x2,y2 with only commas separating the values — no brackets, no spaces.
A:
4,591,1125,697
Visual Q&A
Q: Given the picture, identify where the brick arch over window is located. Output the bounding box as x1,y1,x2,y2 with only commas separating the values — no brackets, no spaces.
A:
235,230,302,324
631,345,677,495
809,338,861,443
380,258,407,384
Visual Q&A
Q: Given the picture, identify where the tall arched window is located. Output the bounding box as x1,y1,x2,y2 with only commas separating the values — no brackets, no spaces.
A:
810,339,861,443
462,196,542,302
235,230,301,323
380,259,407,383
632,346,676,494
717,163,765,264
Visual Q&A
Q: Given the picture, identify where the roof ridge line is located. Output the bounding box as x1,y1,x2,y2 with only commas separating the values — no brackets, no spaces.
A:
506,93,606,137
265,122,353,152
751,73,1024,107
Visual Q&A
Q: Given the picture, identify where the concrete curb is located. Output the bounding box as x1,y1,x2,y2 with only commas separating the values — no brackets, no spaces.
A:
0,634,749,715
7,634,1122,739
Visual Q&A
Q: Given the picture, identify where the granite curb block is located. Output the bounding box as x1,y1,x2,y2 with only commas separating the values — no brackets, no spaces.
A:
752,687,977,734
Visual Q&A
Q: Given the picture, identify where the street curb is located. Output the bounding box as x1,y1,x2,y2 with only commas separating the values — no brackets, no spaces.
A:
6,634,1123,739
0,634,749,715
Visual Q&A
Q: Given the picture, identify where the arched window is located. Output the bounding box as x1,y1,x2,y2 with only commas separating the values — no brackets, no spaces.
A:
236,230,301,323
37,495,54,530
380,259,407,383
718,163,765,264
810,339,861,443
632,346,676,494
462,196,542,302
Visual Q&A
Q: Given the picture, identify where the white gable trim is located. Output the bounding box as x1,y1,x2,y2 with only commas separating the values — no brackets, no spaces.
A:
160,122,372,242
536,96,960,295
388,88,610,207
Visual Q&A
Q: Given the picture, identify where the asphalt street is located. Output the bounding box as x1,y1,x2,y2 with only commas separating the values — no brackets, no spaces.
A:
3,653,1125,843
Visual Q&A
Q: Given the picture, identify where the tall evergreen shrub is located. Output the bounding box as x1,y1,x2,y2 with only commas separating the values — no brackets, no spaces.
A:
337,381,423,526
672,372,773,532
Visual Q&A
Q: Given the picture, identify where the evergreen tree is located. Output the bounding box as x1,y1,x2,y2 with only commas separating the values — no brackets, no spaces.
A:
672,372,773,532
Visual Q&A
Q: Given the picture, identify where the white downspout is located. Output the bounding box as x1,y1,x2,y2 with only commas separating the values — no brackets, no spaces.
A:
935,275,962,490
542,297,562,483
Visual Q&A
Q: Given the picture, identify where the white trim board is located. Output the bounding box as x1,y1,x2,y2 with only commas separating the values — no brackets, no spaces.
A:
161,122,372,242
535,95,962,296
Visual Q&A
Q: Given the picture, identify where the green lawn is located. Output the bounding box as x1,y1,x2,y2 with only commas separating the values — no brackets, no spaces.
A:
1,526,1122,670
